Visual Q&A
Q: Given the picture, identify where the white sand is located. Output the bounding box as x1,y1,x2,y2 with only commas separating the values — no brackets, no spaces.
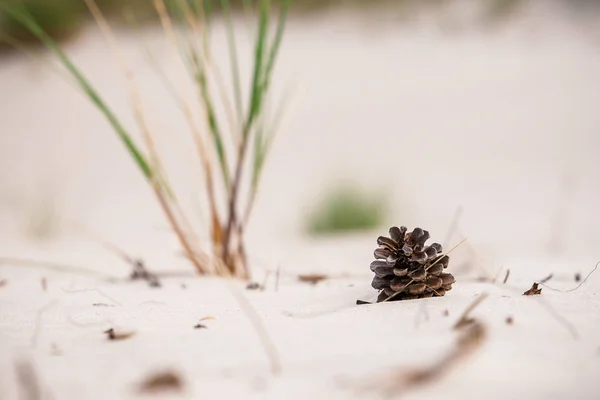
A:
1,0,599,398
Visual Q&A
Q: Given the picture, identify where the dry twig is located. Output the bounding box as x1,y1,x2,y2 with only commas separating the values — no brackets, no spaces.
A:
361,294,488,396
297,274,329,285
523,283,542,296
104,328,136,341
502,269,510,284
138,370,184,393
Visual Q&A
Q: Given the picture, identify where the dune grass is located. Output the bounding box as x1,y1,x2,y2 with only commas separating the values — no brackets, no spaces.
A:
306,184,388,236
1,0,290,279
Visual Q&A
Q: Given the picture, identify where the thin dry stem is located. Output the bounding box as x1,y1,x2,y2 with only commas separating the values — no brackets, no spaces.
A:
179,1,239,141
66,219,136,265
85,0,210,275
154,0,227,274
61,286,123,306
241,87,297,226
362,318,486,396
502,268,510,284
153,182,215,274
177,1,251,279
0,256,114,279
30,300,59,348
453,292,489,330
226,280,281,374
443,205,463,249
222,135,249,271
539,261,599,293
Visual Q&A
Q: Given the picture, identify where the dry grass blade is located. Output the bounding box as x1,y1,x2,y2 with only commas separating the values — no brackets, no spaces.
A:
221,0,290,277
533,297,579,340
0,256,114,279
226,280,281,374
361,295,488,397
453,292,489,330
443,205,463,248
1,3,153,179
84,0,210,276
178,0,233,189
153,0,230,276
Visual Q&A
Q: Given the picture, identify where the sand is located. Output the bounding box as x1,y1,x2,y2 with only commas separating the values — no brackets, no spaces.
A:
1,0,599,398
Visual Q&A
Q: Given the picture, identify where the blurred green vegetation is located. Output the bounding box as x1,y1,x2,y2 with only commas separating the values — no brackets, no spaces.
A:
0,0,84,44
305,184,387,236
0,0,530,49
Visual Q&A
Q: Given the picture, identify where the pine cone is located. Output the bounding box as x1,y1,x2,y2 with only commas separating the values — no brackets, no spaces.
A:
370,226,455,302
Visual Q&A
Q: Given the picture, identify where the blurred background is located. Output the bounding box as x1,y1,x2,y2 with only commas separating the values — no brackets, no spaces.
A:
1,0,599,277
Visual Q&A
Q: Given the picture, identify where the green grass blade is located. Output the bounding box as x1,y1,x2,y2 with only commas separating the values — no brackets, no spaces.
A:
171,0,231,188
192,51,232,188
220,0,243,127
244,0,270,134
248,0,290,205
261,0,289,96
2,4,153,180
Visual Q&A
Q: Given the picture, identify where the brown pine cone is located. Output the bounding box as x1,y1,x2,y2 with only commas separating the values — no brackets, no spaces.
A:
370,226,455,302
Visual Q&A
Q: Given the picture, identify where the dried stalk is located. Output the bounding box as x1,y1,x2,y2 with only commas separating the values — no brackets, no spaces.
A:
85,0,210,275
361,295,488,397
226,280,281,374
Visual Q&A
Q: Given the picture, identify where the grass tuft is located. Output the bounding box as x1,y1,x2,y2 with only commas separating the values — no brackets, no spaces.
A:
306,184,388,236
1,0,290,279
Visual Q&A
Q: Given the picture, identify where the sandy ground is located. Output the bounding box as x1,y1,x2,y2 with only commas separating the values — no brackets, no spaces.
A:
1,0,600,398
